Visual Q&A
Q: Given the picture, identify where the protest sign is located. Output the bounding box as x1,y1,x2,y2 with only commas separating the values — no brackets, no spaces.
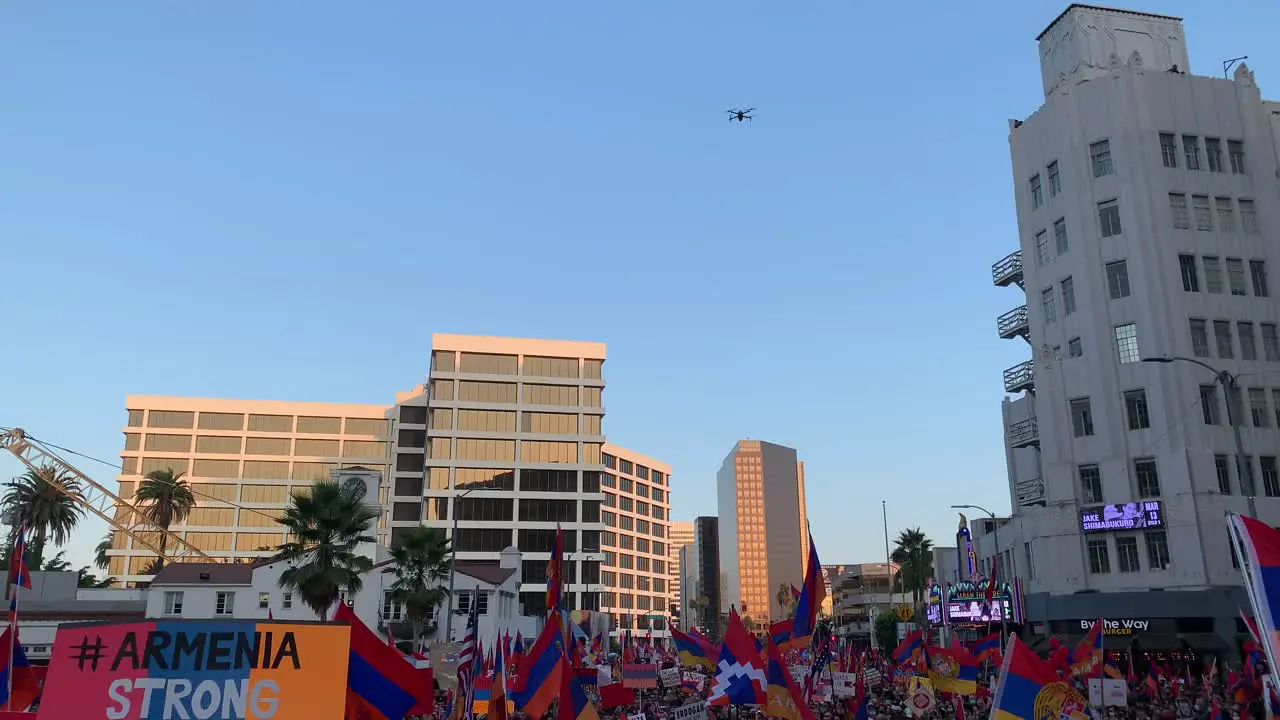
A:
659,667,682,688
673,701,707,720
38,619,349,720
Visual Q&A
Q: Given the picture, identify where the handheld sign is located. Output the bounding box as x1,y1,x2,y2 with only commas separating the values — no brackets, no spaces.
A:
39,619,350,720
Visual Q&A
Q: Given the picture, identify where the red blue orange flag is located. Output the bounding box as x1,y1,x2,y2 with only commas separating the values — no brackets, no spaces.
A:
557,655,602,720
971,632,1001,663
7,524,31,591
990,635,1089,720
334,602,428,720
764,636,816,720
1230,514,1280,678
489,637,510,720
546,526,564,613
512,610,565,719
1069,619,1103,679
893,629,924,667
792,531,824,640
0,625,39,711
672,626,715,670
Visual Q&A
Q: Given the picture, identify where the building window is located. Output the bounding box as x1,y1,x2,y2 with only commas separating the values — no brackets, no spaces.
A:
1262,457,1280,497
1114,323,1140,364
1048,161,1061,196
1241,199,1259,234
1214,320,1234,359
258,592,269,609
282,592,292,609
1169,193,1190,229
1179,254,1200,292
1201,385,1222,425
1160,133,1178,168
1090,139,1113,177
1135,458,1161,498
383,591,405,622
1183,135,1201,170
1263,324,1280,361
215,592,235,616
1229,140,1246,174
1105,260,1130,299
1070,398,1095,438
1251,260,1270,297
1061,277,1076,315
1190,319,1211,358
1216,454,1232,494
1203,256,1224,294
1240,322,1259,361
1124,389,1150,430
1079,464,1102,503
1250,388,1270,428
1068,337,1083,358
1098,199,1122,237
1035,230,1051,266
1053,218,1068,254
1216,197,1236,231
1206,137,1223,172
1145,530,1170,570
1041,288,1056,323
1228,258,1248,296
163,591,184,616
1087,539,1110,574
1193,195,1213,231
1030,174,1043,209
1116,537,1141,573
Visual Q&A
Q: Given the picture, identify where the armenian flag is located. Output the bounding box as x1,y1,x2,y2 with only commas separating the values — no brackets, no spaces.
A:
557,655,602,720
512,610,566,719
990,636,1088,720
764,637,816,720
927,645,979,695
671,627,715,670
893,629,924,667
971,632,1001,663
335,603,431,720
1069,619,1103,679
546,526,565,613
1230,514,1280,676
0,625,38,711
7,524,31,591
792,531,825,640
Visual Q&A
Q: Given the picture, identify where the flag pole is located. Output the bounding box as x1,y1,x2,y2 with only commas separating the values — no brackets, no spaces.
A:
5,582,15,711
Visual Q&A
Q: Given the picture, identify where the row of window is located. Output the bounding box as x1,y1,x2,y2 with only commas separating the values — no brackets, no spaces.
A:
162,589,298,617
1169,194,1261,234
439,527,604,554
1027,133,1249,212
601,509,667,537
392,467,601,494
1189,318,1280,362
1160,133,1247,174
428,379,604,407
400,409,604,436
1198,383,1280,431
1086,531,1171,575
600,571,669,593
601,591,666,611
418,437,604,464
124,457,387,481
601,530,668,556
125,433,389,458
129,410,387,436
1179,254,1269,296
602,555,667,576
601,472,667,502
603,490,668,522
602,453,667,485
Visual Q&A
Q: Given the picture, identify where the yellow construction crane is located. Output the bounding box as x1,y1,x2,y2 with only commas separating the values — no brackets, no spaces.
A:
1,427,212,568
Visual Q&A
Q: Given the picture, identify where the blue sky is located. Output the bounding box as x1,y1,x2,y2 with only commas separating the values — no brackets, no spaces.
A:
2,1,1276,571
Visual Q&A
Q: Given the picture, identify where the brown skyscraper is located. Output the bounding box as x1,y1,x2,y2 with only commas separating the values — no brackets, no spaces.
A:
716,440,808,623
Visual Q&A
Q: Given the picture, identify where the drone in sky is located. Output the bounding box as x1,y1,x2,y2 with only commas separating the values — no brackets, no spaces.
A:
726,107,755,123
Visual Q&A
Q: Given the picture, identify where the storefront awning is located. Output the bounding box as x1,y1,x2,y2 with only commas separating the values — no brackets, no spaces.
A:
1134,634,1183,651
1179,633,1229,652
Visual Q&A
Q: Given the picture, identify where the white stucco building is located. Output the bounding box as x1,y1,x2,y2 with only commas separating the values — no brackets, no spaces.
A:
986,4,1280,651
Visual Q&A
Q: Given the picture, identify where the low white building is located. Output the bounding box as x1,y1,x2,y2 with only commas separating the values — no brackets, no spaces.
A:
144,545,538,648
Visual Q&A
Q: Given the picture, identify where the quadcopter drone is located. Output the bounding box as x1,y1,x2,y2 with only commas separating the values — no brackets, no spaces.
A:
727,108,755,123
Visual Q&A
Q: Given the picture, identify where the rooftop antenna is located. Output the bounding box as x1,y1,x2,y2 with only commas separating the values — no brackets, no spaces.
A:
1224,56,1248,78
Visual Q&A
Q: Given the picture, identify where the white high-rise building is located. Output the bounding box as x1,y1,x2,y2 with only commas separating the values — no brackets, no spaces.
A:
984,4,1280,648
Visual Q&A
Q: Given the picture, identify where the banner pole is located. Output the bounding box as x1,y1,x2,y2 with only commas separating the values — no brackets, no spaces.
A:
6,581,17,711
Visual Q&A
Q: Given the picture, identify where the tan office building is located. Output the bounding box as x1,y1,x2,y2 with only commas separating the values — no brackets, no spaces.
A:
599,443,673,638
716,439,808,623
110,396,391,584
387,334,608,621
668,521,694,625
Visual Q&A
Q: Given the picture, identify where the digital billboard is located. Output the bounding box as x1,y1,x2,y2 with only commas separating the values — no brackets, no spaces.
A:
1079,501,1164,533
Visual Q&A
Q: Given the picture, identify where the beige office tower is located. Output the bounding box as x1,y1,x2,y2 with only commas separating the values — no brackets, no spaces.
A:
716,439,806,623
797,461,809,561
387,334,607,618
111,396,390,584
598,444,673,638
668,521,695,626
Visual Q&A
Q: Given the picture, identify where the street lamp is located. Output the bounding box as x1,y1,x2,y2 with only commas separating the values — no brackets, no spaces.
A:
1142,356,1257,517
950,504,1008,646
443,481,501,642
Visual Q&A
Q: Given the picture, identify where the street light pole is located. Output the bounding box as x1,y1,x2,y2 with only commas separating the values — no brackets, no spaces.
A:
1142,356,1257,517
444,483,493,643
951,504,1007,649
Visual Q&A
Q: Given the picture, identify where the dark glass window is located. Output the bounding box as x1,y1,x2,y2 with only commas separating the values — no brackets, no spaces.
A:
518,499,577,523
457,498,515,522
457,528,510,552
521,469,577,492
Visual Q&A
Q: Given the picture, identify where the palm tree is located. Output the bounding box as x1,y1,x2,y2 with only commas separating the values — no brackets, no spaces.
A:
384,525,452,648
891,527,935,606
2,464,84,567
133,469,197,571
276,480,377,619
775,582,795,620
95,533,113,572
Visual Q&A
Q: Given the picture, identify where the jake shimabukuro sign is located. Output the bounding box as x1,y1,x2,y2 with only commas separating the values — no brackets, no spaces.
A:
1079,501,1164,534
1080,619,1149,636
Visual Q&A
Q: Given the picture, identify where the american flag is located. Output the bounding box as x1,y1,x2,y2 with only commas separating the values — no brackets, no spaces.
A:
456,594,482,720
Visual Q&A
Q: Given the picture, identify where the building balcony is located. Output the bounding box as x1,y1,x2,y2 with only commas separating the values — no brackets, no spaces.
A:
1003,360,1035,394
992,251,1024,288
1015,477,1046,507
1009,417,1039,448
997,305,1030,341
